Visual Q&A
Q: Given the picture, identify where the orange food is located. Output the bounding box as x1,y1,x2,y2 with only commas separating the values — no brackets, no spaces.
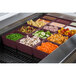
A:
38,19,50,24
47,34,68,44
36,42,58,54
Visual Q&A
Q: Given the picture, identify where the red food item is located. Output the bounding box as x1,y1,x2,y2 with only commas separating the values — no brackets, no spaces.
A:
61,30,65,34
68,32,70,35
66,28,69,31
58,28,76,37
63,29,66,32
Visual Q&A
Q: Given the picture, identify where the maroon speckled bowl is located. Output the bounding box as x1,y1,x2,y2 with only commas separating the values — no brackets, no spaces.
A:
16,41,33,55
16,34,42,55
32,39,60,59
2,30,25,49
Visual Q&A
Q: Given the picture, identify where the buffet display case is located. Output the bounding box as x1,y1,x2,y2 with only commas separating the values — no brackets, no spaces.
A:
0,13,76,63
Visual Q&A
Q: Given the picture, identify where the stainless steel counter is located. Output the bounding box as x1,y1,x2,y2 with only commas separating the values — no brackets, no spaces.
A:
0,13,33,30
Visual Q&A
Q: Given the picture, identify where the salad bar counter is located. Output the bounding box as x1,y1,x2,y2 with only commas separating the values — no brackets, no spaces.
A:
0,13,76,63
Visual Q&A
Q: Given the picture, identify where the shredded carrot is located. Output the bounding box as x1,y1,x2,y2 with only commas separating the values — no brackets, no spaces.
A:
36,42,58,54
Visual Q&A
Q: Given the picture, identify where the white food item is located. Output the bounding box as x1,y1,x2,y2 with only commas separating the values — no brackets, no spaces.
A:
43,25,58,32
41,32,45,35
49,22,65,28
65,26,76,30
46,34,49,37
19,35,41,47
70,22,76,26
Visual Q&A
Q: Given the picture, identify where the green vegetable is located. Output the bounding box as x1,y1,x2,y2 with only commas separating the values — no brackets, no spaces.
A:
32,30,52,39
6,33,24,41
46,31,51,35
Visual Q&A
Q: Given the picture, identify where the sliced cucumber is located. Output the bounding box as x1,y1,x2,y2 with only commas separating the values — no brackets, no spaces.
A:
40,32,45,36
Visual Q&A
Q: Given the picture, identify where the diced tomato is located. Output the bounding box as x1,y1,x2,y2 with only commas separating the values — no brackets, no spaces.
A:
66,28,69,31
63,29,66,32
